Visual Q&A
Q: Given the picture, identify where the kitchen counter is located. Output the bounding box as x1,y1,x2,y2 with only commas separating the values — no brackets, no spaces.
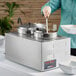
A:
0,54,76,76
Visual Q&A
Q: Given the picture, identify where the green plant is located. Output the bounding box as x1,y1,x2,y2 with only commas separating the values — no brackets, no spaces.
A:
5,2,19,19
0,17,12,35
0,2,19,35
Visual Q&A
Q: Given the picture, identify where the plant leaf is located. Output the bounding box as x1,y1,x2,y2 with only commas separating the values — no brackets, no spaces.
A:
10,20,14,24
6,2,11,8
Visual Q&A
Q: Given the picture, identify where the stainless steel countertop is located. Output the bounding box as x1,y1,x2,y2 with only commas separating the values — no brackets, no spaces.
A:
6,32,70,42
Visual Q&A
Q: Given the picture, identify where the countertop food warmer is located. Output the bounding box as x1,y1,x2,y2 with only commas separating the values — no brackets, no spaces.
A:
5,32,71,71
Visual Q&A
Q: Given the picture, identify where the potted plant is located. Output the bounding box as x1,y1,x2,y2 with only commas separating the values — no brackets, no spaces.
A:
0,2,19,35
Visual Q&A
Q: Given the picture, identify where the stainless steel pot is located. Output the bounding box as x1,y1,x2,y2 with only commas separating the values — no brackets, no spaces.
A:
49,32,57,38
34,30,43,39
18,27,27,35
34,23,46,39
18,23,36,35
25,23,37,35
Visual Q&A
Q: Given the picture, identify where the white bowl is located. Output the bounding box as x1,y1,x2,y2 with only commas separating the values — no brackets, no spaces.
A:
61,25,76,34
59,61,76,75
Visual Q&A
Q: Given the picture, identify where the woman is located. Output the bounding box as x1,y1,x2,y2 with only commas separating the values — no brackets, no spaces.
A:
41,0,76,56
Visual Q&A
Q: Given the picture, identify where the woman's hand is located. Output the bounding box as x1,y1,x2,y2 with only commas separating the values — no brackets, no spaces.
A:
43,6,51,18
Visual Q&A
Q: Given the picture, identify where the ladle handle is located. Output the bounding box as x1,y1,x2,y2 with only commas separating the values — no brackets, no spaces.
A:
46,18,48,33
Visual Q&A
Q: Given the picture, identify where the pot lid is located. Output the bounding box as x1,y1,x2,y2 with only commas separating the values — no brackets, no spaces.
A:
34,23,46,29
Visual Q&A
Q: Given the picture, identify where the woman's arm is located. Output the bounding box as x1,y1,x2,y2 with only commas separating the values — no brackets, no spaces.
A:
41,0,61,15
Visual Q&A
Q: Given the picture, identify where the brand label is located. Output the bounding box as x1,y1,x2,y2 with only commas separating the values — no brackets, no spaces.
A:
44,59,56,69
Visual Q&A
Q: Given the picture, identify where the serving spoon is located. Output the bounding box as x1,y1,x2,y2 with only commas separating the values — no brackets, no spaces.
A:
46,17,49,33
